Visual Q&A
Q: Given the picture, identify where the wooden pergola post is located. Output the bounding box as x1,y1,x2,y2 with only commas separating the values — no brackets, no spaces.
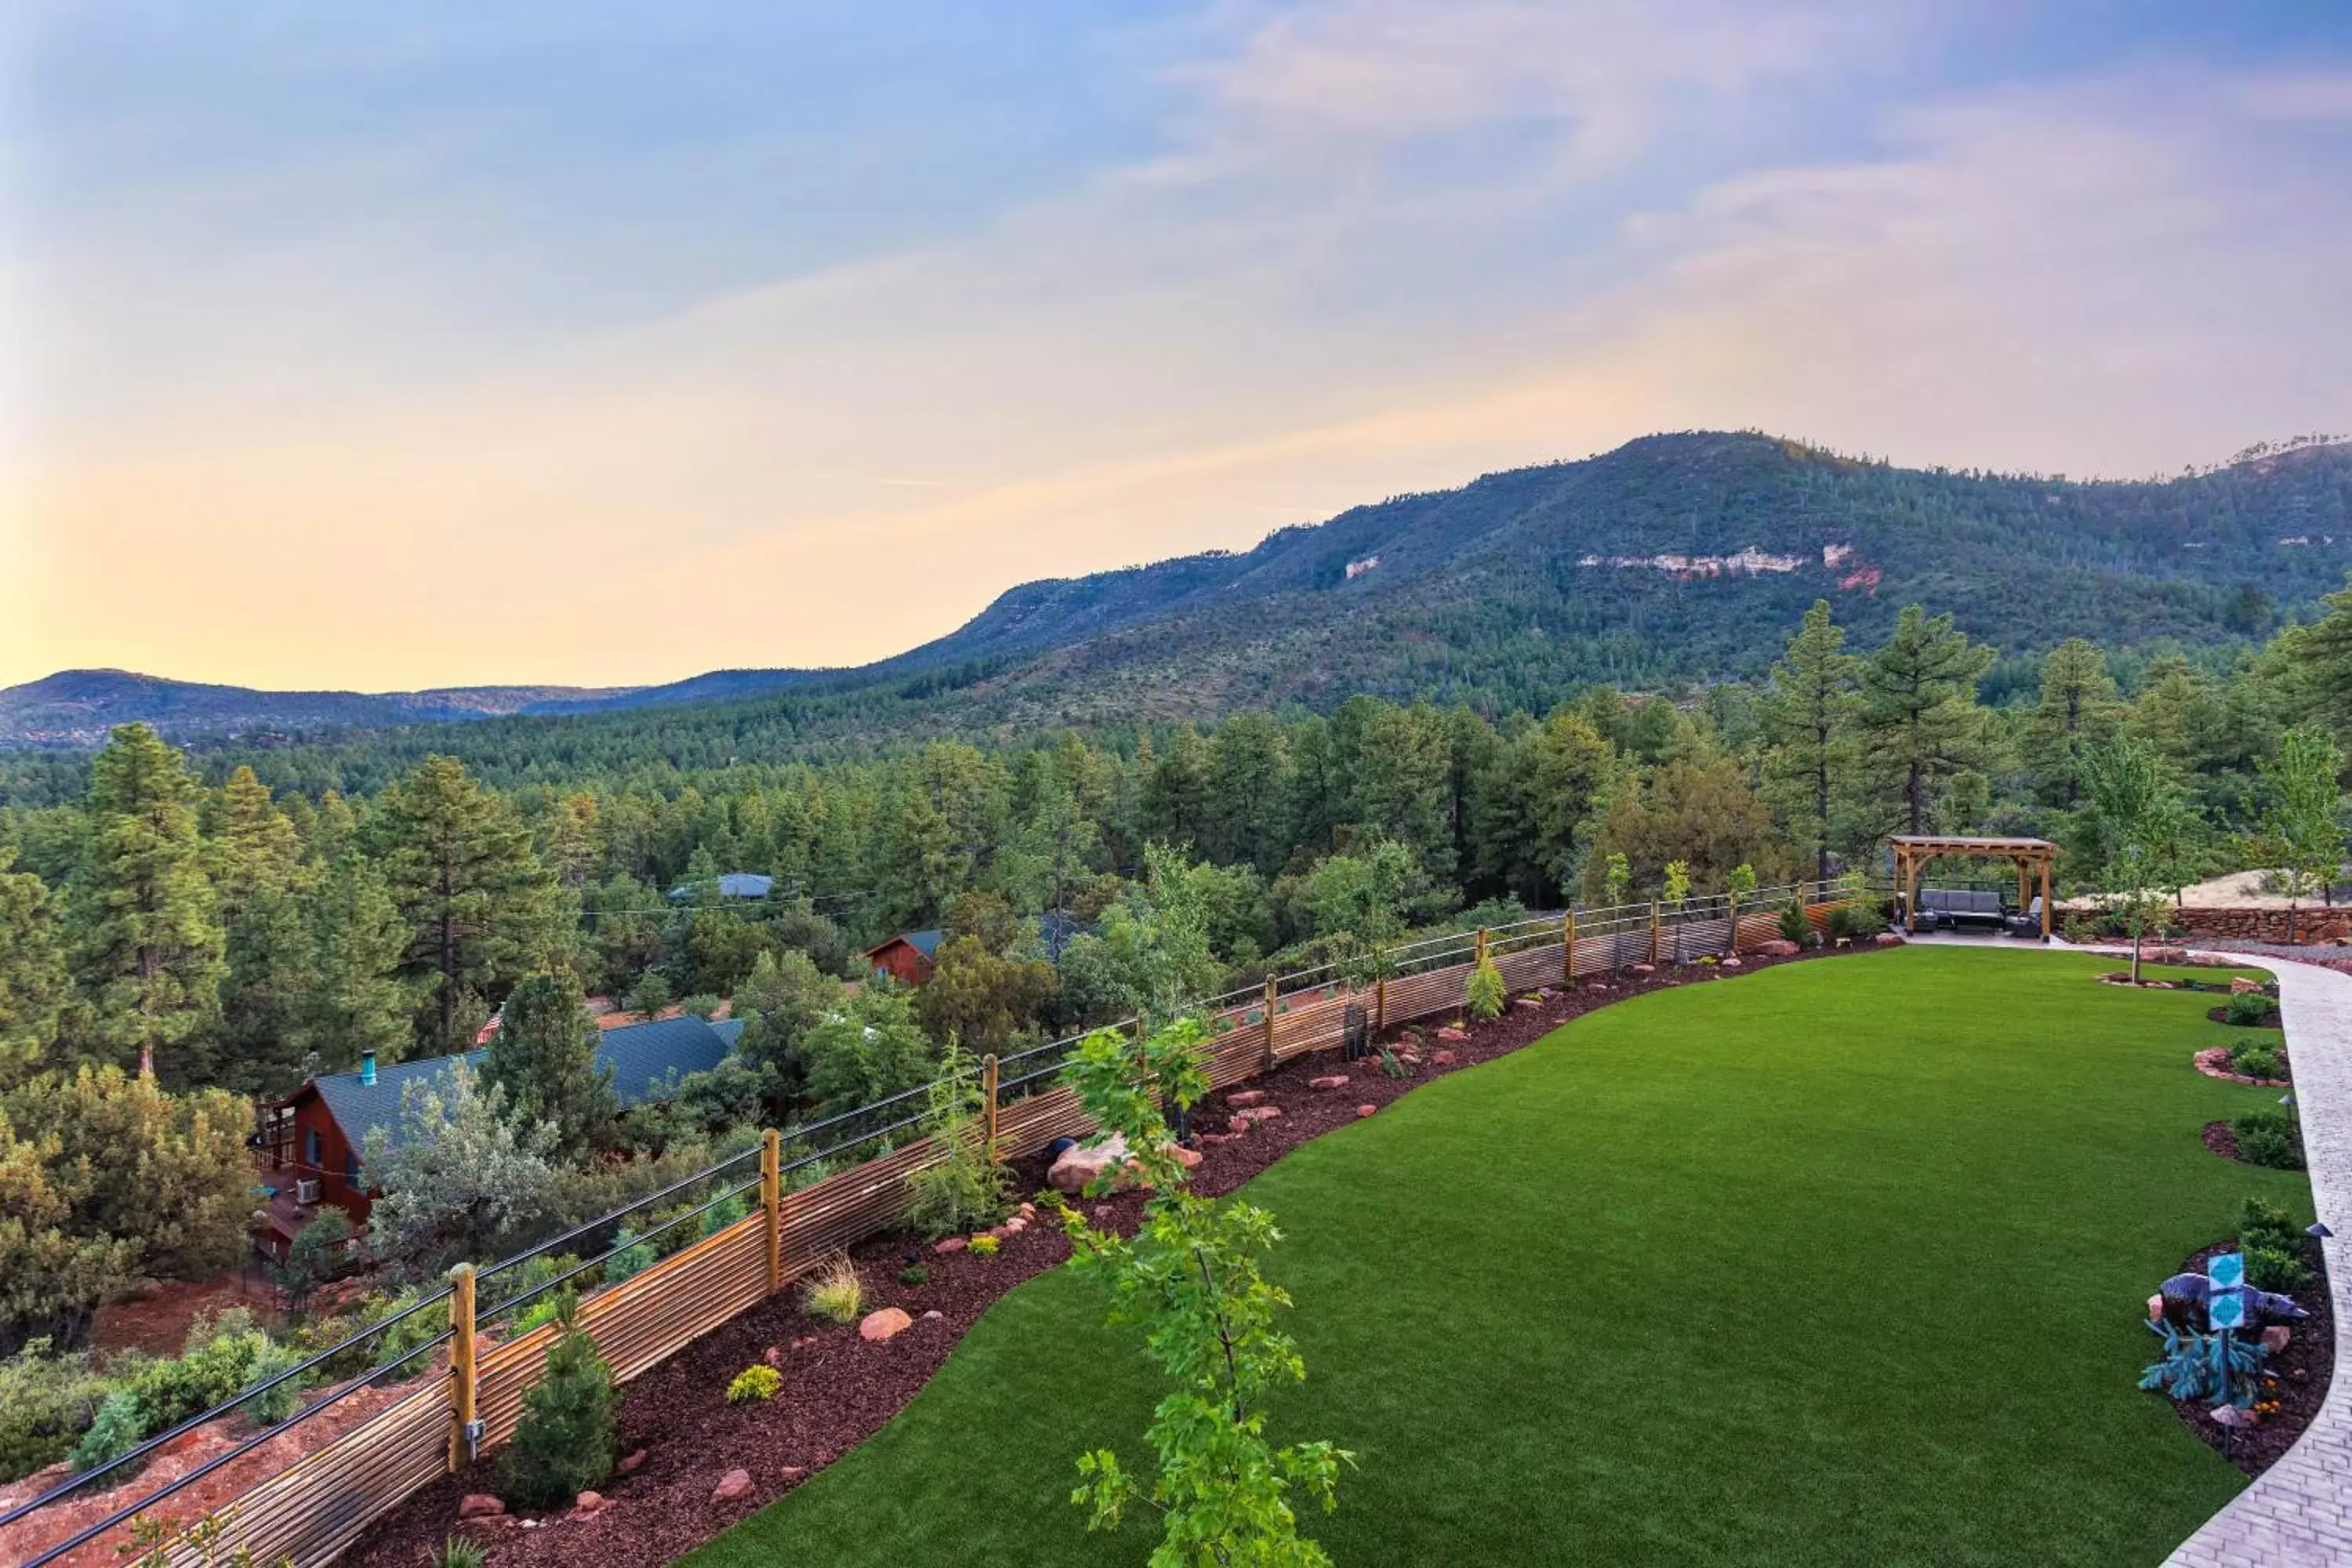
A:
2039,857,2053,939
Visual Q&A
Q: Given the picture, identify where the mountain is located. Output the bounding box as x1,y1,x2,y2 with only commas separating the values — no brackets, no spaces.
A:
8,431,2350,746
0,669,638,746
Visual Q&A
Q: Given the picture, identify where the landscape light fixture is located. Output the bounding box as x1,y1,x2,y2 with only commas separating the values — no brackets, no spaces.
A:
2281,1094,2296,1107
2311,1222,2334,1240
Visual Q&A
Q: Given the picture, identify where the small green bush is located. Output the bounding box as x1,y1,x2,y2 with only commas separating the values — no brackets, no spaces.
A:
0,1341,114,1483
804,1255,865,1323
2244,1244,2312,1294
679,993,723,1019
903,1044,1012,1241
70,1388,144,1473
2227,1043,2287,1080
1777,900,1809,945
2239,1196,2302,1251
498,1291,617,1511
898,1265,929,1287
2226,992,2281,1027
2232,1112,2305,1171
967,1234,1000,1257
727,1364,782,1404
1465,956,1505,1022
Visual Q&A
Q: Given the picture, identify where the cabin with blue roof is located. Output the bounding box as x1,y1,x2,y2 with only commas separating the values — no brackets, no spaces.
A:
255,1013,744,1253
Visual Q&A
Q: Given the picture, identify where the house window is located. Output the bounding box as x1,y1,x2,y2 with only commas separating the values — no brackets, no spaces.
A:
304,1127,321,1169
345,1152,361,1190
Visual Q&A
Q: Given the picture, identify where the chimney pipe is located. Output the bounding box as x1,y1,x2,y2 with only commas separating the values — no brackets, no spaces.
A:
360,1050,377,1087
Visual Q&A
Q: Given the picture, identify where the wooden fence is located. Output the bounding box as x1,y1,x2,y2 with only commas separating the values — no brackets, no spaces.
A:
34,881,1864,1568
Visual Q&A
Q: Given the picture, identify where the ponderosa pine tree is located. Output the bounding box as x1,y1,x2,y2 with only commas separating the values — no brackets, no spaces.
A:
0,848,72,1089
1205,711,1294,874
1758,600,1859,883
291,850,413,1079
374,756,565,1055
64,725,223,1081
482,971,618,1159
2023,639,2122,809
1856,605,1995,836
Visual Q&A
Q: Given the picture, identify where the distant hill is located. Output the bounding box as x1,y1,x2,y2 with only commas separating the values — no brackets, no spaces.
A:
0,669,637,746
8,431,2350,746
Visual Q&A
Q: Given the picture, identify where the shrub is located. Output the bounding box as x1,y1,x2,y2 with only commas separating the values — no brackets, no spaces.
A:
430,1536,488,1568
2244,1244,2312,1294
967,1234,1000,1257
2227,1044,2287,1080
605,1227,655,1285
70,1388,143,1472
678,993,723,1020
2232,1112,2305,1171
498,1290,617,1511
803,1255,864,1323
2239,1196,2302,1252
699,1193,749,1240
1777,901,1809,945
0,1341,114,1483
903,1044,1012,1241
726,1364,782,1404
2226,992,2281,1027
897,1265,928,1287
1465,956,1505,1022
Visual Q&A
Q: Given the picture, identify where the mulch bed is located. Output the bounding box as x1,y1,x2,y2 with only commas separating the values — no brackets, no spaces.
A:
2202,1121,2243,1161
2158,1240,2335,1477
347,942,1874,1568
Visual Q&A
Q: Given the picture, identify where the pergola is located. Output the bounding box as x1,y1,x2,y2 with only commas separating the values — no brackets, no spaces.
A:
1889,834,2058,938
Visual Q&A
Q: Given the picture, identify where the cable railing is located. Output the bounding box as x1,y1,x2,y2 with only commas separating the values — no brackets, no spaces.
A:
6,873,1886,1567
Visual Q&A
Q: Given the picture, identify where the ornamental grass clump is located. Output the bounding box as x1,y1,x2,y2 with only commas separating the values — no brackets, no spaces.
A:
804,1254,865,1324
1056,1018,1353,1566
498,1290,617,1511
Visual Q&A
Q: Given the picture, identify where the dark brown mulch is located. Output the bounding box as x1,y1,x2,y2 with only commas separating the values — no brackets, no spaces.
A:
2203,1120,2242,1160
347,942,1869,1568
2157,1240,2335,1476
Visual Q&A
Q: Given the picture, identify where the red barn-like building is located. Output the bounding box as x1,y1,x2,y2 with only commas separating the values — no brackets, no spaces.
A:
862,928,943,987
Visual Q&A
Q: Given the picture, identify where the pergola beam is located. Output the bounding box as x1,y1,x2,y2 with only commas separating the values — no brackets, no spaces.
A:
1888,835,2059,940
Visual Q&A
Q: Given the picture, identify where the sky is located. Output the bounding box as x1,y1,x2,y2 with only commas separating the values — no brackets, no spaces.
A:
4,1,2350,694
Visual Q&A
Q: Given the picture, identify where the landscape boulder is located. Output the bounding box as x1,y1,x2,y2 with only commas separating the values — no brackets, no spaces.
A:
1047,1133,1132,1193
858,1308,914,1343
1229,1089,1268,1107
1309,1074,1349,1090
1875,932,1904,947
1433,1050,1456,1065
1356,1104,1377,1118
1629,964,1657,977
933,1236,967,1254
1233,1105,1283,1123
617,1448,647,1475
1720,956,1742,968
1515,996,1543,1010
1436,1025,1468,1043
573,1491,605,1515
460,1495,506,1520
712,1469,755,1504
2232,978,2265,996
2263,1325,2293,1353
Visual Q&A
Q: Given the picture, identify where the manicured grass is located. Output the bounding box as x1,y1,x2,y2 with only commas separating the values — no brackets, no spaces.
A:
684,948,2310,1568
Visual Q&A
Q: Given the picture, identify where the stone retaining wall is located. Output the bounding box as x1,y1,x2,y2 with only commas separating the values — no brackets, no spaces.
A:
2168,906,2352,945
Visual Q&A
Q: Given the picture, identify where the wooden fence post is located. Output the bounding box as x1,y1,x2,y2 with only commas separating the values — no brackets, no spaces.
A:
761,1128,782,1296
980,1053,1000,1161
1650,902,1662,966
1564,909,1577,987
446,1264,476,1474
1725,891,1740,956
1374,974,1387,1036
1262,975,1280,1069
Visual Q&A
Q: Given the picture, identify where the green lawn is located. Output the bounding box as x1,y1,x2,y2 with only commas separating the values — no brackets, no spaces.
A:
685,948,2310,1568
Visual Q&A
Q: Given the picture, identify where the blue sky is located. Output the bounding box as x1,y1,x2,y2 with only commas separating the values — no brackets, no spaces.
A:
4,1,2350,689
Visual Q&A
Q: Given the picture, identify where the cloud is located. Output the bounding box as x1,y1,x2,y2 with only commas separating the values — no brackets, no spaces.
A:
5,3,2350,690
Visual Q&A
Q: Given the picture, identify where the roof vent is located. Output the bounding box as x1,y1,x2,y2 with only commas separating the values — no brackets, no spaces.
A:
359,1050,377,1087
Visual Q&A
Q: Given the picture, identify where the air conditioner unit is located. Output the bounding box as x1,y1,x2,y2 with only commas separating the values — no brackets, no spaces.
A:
294,1178,321,1206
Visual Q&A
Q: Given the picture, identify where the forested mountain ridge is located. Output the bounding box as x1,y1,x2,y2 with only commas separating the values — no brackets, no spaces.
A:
0,668,637,746
9,430,2349,751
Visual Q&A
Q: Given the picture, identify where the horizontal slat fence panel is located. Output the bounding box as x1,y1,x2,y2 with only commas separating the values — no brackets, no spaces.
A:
162,1383,447,1568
